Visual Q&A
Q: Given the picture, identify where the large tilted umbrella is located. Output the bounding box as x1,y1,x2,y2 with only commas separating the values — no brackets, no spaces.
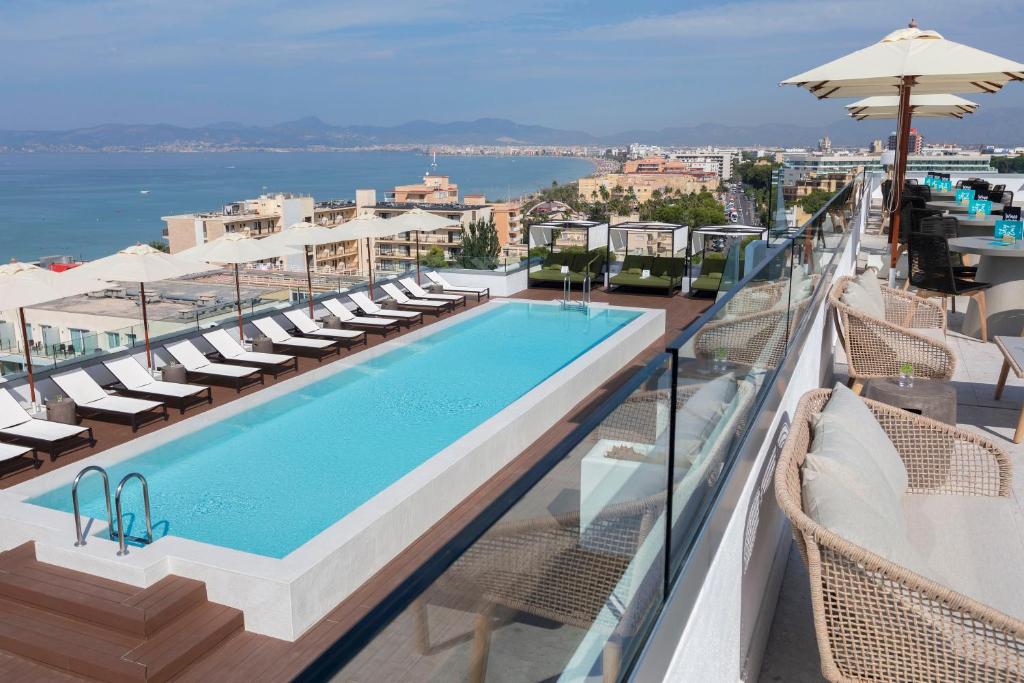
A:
73,244,213,368
846,93,979,120
0,262,111,402
383,208,459,281
178,233,300,339
334,213,402,296
262,222,353,316
782,21,1024,267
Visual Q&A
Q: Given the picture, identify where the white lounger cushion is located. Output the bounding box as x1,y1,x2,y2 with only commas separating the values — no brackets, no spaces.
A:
399,278,462,302
381,283,447,307
349,292,420,319
0,389,88,440
103,357,207,397
426,271,487,293
203,330,294,364
903,494,1024,622
283,310,363,339
52,371,163,415
321,299,397,326
164,340,258,377
252,317,334,349
0,442,33,462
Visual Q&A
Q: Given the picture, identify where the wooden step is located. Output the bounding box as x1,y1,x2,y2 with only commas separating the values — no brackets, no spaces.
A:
0,543,245,682
0,544,206,636
124,603,243,683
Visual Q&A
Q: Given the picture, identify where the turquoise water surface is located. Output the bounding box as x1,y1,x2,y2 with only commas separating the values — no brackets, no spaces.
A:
30,303,639,558
0,151,594,261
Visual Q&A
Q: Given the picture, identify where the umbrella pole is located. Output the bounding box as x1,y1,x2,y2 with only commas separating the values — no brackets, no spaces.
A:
234,263,244,341
305,245,315,318
140,282,153,369
415,230,421,283
889,76,914,268
366,237,374,299
18,307,35,404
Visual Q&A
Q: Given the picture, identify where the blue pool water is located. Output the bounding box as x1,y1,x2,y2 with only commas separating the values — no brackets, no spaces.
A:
30,303,639,558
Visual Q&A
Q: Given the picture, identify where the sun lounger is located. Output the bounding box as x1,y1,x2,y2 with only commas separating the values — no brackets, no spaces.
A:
348,292,423,327
251,317,341,362
399,278,466,308
425,271,489,300
0,388,94,460
0,441,39,473
380,283,452,315
321,299,402,336
52,369,168,433
164,340,264,393
202,329,299,378
103,356,212,414
283,309,368,348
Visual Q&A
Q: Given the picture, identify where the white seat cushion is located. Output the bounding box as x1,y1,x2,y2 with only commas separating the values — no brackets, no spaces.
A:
140,381,206,398
193,363,258,378
842,272,886,319
234,351,293,365
278,336,334,349
87,395,162,415
0,418,88,441
0,442,32,462
902,494,1024,622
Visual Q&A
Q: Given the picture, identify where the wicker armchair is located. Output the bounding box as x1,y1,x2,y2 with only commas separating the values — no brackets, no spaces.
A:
829,274,954,393
775,389,1022,683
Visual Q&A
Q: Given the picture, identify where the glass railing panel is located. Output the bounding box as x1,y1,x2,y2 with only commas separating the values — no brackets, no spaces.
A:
328,355,674,683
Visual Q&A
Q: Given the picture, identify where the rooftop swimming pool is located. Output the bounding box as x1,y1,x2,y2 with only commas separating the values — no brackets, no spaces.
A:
29,302,641,558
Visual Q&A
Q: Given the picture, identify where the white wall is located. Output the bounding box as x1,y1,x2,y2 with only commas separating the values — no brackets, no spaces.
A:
433,268,527,297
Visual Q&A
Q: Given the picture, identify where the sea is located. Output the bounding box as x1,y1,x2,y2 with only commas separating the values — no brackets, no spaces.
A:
0,151,595,262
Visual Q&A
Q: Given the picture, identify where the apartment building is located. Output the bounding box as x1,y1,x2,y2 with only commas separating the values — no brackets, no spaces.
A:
386,174,459,204
163,193,363,273
578,168,717,204
783,151,993,183
667,150,736,180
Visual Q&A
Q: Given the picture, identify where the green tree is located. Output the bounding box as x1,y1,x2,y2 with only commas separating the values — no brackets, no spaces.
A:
797,189,834,217
418,245,448,268
459,218,501,269
992,155,1024,173
147,240,169,253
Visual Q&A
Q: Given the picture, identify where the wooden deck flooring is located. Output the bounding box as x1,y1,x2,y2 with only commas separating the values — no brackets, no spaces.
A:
0,286,711,682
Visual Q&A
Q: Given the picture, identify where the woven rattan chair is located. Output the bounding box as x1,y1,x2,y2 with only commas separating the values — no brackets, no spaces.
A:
775,389,1022,683
829,274,954,394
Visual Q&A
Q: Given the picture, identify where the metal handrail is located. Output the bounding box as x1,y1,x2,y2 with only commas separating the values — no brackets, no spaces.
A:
114,473,153,556
72,465,114,547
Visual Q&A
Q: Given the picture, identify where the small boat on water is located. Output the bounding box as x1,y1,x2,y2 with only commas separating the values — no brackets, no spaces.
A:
139,189,150,195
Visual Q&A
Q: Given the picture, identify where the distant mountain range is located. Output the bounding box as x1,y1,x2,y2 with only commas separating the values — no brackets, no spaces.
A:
2,110,1023,151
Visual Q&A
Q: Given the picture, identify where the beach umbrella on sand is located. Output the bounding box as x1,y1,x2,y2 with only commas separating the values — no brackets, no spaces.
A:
262,222,351,317
846,93,979,120
0,262,111,403
178,233,301,340
383,208,460,282
333,213,404,297
73,244,213,369
781,20,1024,268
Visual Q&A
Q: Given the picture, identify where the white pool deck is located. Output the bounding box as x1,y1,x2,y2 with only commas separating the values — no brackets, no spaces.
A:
0,300,665,640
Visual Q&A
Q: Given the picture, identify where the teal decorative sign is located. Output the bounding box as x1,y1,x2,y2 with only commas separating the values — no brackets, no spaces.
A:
995,220,1024,241
955,188,975,204
968,199,992,215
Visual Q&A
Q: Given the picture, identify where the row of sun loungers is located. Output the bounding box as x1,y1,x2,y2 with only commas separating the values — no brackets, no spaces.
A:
0,275,479,472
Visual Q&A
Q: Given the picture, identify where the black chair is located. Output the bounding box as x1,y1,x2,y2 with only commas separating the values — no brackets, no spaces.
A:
918,215,978,281
905,184,932,201
989,190,1014,210
907,232,991,342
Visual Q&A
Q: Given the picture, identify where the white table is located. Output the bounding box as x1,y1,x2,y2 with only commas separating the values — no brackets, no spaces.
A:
927,200,1005,214
948,236,1024,338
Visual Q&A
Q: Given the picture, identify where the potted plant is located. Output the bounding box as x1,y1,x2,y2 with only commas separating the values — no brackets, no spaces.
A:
45,393,77,425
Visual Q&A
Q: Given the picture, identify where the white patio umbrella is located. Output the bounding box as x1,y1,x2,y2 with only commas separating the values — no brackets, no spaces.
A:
73,244,214,369
782,21,1024,266
262,222,353,317
0,262,112,403
177,232,301,339
383,208,459,281
846,94,979,120
333,213,403,296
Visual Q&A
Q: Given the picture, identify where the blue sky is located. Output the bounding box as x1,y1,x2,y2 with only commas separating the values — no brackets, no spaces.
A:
3,0,1024,133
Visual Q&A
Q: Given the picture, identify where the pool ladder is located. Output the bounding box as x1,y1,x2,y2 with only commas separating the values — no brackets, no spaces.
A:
561,274,590,312
72,466,153,556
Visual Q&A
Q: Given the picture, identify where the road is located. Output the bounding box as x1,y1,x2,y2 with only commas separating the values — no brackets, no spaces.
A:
722,182,759,226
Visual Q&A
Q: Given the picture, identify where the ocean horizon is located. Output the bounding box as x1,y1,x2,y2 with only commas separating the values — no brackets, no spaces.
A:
0,151,595,262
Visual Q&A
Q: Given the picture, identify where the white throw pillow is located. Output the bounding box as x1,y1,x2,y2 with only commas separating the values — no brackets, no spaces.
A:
842,277,886,319
856,268,886,313
675,373,737,465
813,383,909,495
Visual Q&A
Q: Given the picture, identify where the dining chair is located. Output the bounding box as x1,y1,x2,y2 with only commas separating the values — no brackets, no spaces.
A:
907,232,991,342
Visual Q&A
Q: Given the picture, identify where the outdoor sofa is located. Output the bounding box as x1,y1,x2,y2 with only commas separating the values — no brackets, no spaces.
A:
609,255,687,295
528,251,605,287
689,252,727,296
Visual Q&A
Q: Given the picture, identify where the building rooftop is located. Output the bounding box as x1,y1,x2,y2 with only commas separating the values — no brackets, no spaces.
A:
373,201,487,212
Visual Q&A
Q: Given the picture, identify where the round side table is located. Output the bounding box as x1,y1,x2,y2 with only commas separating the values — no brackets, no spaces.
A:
863,378,957,425
161,363,187,384
45,398,78,425
252,336,274,354
322,315,342,330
